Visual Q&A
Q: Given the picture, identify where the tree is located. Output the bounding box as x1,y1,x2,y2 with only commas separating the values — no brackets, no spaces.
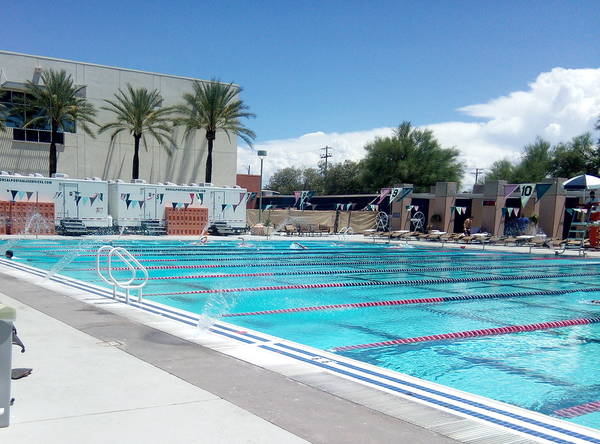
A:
302,167,324,192
361,121,464,192
510,137,552,183
0,102,6,133
484,159,514,181
549,133,597,178
266,167,303,194
23,69,97,176
322,160,364,194
99,85,176,180
176,80,255,183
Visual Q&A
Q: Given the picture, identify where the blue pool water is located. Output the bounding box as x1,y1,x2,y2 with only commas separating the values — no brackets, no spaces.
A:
4,238,600,429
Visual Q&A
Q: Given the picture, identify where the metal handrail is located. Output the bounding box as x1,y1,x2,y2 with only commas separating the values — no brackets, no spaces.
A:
96,245,149,304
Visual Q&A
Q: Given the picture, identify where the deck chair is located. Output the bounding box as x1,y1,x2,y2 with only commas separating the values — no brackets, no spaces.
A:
284,224,298,236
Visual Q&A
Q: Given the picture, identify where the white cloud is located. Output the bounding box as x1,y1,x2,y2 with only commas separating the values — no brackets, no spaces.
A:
238,67,600,188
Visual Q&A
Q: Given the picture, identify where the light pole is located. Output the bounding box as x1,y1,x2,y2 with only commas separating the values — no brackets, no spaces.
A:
257,150,267,223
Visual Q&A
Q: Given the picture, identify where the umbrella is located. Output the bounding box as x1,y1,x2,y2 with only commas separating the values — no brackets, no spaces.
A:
562,174,600,190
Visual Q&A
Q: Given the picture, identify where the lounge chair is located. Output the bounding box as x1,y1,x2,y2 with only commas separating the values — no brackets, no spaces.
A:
318,224,331,235
283,224,298,236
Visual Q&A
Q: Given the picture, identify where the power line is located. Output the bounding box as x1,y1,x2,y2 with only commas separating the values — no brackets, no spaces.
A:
471,168,485,185
320,146,333,174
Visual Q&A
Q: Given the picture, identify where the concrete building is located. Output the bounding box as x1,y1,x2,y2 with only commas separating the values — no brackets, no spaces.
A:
0,51,238,186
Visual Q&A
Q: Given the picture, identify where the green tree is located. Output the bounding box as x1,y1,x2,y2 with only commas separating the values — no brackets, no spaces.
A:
0,102,6,133
511,137,552,183
361,121,464,192
176,80,255,183
266,167,303,194
549,133,597,178
99,85,176,180
23,69,97,176
322,160,364,194
484,159,515,181
302,167,324,192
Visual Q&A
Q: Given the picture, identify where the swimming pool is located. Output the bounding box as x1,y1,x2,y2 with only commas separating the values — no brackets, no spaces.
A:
5,238,600,432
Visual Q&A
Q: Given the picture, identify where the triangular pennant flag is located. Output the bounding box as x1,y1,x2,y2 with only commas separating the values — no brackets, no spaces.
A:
264,204,273,210
90,195,97,206
582,208,588,214
138,200,145,208
520,183,535,207
346,203,353,211
75,196,82,206
99,193,103,202
504,184,519,198
184,203,189,209
413,206,419,212
190,193,195,202
26,191,34,201
535,183,551,200
82,197,89,205
159,194,165,204
126,199,132,209
222,204,227,212
172,202,177,209
9,190,17,201
377,188,391,205
17,191,25,200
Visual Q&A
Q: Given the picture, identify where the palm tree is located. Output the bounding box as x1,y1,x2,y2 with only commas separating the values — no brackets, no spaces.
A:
176,80,255,183
0,102,6,133
23,69,97,176
99,85,176,180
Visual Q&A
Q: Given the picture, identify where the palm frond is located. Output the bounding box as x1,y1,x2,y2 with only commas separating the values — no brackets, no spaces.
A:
176,79,256,147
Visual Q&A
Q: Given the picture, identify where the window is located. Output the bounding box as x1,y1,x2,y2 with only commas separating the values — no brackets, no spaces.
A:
0,88,75,139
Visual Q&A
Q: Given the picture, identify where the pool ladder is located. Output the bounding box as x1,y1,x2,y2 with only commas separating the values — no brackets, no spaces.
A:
96,245,149,304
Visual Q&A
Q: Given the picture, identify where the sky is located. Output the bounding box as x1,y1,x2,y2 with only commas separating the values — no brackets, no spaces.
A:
2,0,599,186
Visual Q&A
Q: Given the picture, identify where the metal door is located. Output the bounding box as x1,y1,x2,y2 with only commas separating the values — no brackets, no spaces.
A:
212,191,225,221
143,187,157,220
60,183,80,219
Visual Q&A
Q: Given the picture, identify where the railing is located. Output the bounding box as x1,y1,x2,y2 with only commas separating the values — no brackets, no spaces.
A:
96,245,149,304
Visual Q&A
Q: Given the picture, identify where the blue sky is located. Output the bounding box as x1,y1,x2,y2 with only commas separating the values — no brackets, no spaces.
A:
2,1,600,181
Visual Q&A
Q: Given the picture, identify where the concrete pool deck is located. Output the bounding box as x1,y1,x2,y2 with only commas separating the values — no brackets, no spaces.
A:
0,235,595,443
0,273,465,444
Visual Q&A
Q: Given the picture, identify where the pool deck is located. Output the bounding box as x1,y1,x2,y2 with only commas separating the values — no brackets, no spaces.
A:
1,235,596,443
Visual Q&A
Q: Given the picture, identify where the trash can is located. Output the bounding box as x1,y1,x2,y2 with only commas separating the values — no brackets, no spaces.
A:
0,304,16,427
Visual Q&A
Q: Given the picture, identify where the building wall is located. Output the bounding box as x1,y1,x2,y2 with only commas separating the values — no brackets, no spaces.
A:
0,51,239,186
236,174,260,208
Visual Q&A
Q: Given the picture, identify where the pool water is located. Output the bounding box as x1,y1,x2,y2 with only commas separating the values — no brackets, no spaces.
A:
5,238,600,429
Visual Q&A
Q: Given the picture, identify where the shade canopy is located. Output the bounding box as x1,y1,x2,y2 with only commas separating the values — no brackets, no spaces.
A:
562,174,600,190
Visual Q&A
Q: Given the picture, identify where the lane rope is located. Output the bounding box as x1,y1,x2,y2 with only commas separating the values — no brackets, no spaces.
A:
75,255,570,271
554,400,600,419
222,287,600,317
144,271,600,296
145,262,600,280
331,317,600,352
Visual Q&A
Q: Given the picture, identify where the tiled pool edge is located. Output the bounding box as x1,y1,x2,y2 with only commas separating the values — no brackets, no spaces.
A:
1,257,599,443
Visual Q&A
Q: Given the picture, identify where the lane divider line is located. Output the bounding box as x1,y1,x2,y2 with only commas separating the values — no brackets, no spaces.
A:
145,262,600,280
332,317,600,352
72,255,558,271
144,271,600,296
554,400,600,419
222,287,600,317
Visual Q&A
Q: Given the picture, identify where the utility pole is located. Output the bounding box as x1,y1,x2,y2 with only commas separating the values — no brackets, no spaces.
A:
471,168,485,185
320,146,333,174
